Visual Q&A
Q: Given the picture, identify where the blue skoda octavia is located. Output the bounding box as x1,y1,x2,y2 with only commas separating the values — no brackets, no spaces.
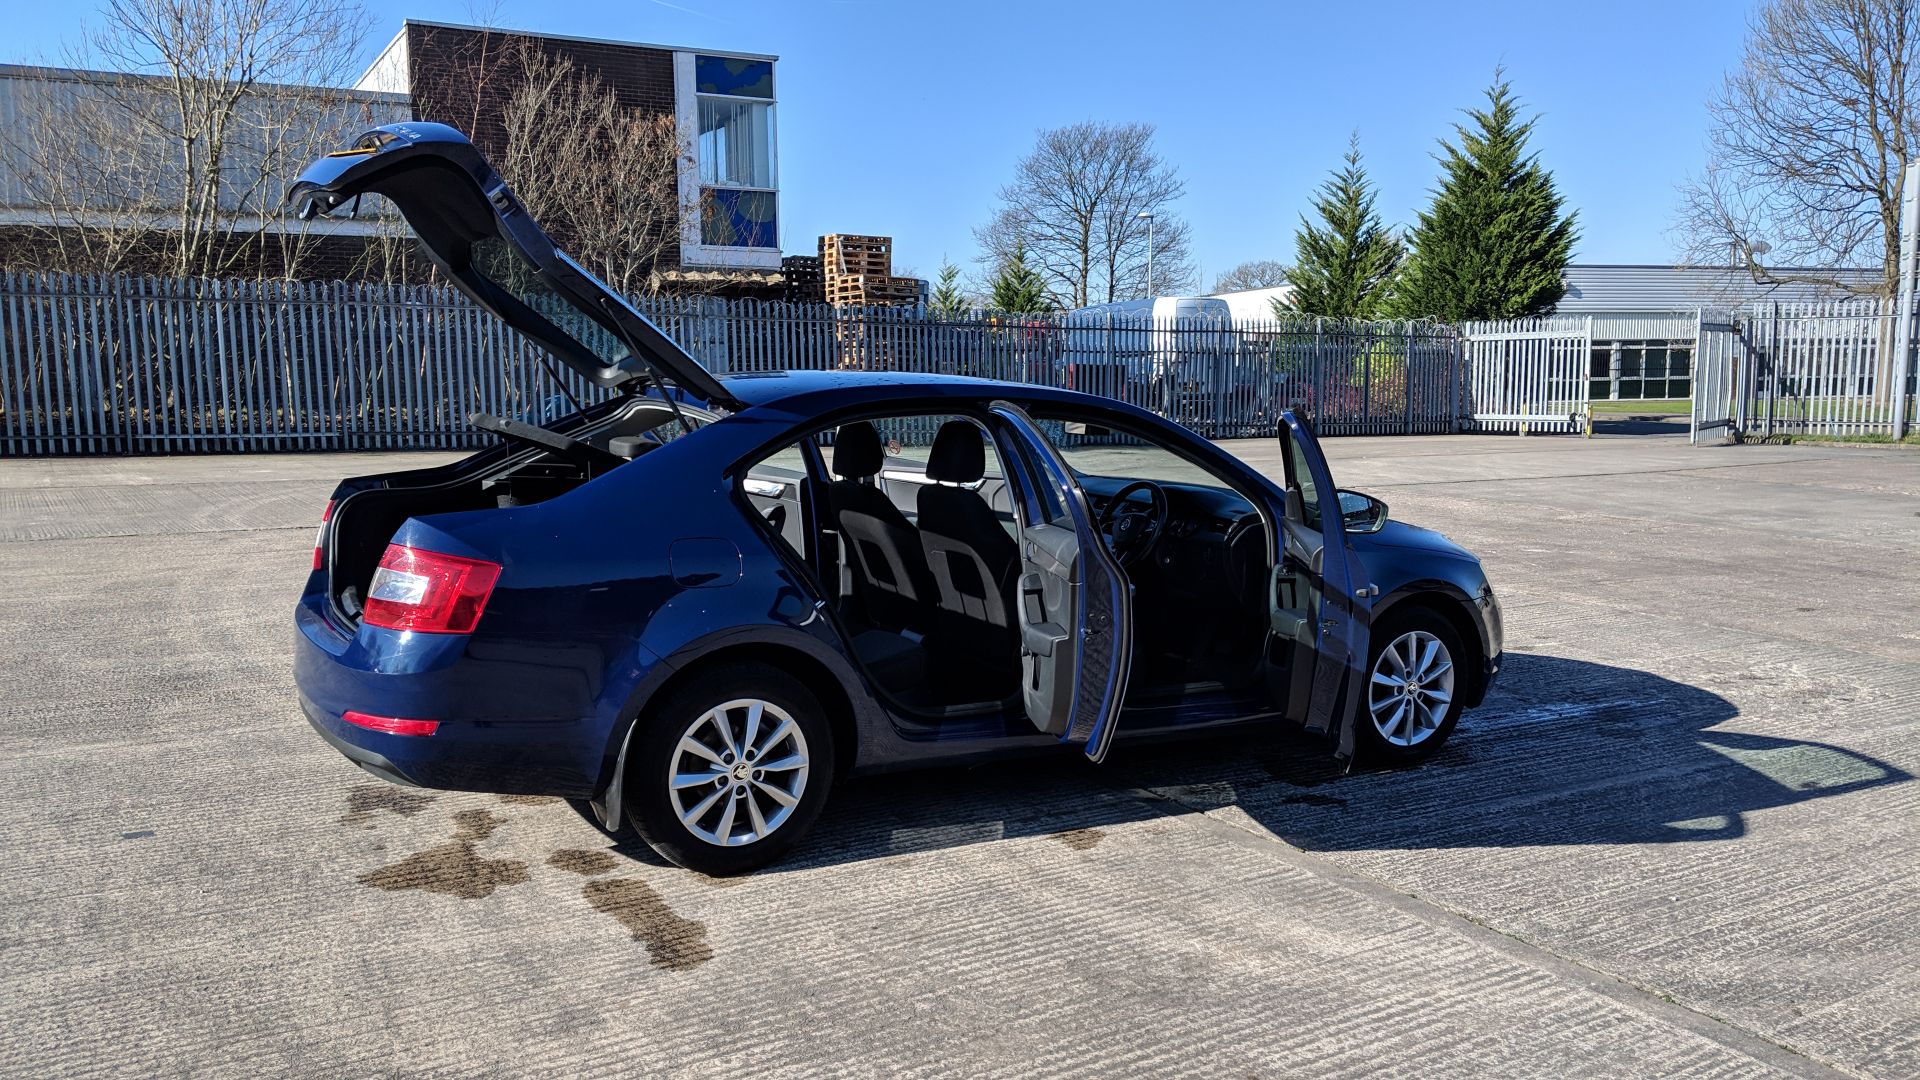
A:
290,124,1503,874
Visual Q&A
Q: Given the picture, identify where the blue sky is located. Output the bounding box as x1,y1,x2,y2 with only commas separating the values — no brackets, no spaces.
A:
8,0,1756,287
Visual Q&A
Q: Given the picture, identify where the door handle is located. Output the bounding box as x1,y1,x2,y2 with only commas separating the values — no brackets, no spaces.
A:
1353,583,1379,599
1022,621,1067,657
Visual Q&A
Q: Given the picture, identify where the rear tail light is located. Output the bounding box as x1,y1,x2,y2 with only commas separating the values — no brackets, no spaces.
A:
312,500,335,571
342,710,439,737
362,544,502,634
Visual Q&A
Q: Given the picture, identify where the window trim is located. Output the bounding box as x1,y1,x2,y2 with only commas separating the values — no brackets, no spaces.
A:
675,50,781,264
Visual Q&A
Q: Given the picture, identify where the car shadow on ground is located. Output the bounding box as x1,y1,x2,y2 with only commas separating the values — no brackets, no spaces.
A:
752,652,1909,873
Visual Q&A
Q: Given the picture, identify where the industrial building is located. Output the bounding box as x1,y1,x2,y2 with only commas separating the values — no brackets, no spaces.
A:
1557,264,1880,400
0,21,781,288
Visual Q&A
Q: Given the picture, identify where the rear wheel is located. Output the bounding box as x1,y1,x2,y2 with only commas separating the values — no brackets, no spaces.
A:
627,662,836,875
1356,609,1464,764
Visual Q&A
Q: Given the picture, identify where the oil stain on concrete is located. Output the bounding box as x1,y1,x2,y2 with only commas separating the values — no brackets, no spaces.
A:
497,794,561,806
547,849,619,876
357,809,531,900
1051,827,1104,851
340,784,436,829
582,878,712,970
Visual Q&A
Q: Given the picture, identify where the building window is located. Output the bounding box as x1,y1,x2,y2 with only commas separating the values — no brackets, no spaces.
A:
703,189,777,249
696,56,773,99
694,54,776,250
698,98,774,188
1589,341,1694,400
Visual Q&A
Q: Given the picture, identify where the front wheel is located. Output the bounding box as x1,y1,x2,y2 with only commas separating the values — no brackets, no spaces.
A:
1356,610,1464,764
627,662,836,875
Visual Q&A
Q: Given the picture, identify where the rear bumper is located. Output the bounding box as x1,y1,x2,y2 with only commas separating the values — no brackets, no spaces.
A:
301,700,422,787
293,595,612,796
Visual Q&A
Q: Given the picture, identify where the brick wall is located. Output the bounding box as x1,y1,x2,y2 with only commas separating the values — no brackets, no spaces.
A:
402,22,683,270
404,23,676,165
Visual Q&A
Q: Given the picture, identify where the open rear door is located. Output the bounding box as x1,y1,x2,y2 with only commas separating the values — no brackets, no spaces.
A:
987,403,1134,763
1272,410,1372,759
287,121,739,411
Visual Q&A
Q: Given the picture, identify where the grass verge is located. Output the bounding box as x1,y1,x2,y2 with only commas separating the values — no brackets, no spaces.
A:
1751,432,1920,447
1589,398,1690,415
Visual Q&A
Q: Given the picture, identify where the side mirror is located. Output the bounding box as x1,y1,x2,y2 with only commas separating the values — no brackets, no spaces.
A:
1337,489,1388,534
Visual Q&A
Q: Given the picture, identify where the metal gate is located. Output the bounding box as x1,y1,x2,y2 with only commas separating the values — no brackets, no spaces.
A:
1690,303,1909,444
1461,317,1592,433
1690,312,1742,444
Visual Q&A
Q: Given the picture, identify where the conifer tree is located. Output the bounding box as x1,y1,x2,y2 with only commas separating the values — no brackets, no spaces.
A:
1282,134,1403,319
1391,74,1578,321
988,242,1055,314
928,261,969,318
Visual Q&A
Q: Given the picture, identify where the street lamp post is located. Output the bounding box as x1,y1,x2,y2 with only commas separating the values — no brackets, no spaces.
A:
1137,211,1155,297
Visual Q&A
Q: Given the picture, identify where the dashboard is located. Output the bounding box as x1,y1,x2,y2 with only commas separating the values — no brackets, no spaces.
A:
1078,474,1269,608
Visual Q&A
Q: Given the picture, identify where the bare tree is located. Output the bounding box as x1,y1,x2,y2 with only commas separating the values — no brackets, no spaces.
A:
975,121,1195,307
495,53,700,295
3,0,371,278
1678,0,1920,297
407,20,532,163
3,71,166,273
1211,259,1291,293
104,0,365,277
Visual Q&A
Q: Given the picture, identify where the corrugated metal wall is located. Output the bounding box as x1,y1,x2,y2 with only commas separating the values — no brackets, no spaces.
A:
0,64,410,221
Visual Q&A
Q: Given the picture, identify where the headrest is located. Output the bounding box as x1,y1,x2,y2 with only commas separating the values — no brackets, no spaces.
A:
926,421,985,483
832,421,884,479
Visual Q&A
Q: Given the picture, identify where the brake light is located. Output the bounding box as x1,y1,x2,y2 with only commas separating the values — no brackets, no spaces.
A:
362,544,502,634
312,500,335,571
342,710,439,737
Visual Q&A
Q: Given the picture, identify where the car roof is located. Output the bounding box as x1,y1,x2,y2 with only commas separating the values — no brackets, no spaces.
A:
717,369,1094,411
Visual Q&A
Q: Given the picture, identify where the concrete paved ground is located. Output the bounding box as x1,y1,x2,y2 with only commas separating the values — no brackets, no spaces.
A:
2,432,1916,1078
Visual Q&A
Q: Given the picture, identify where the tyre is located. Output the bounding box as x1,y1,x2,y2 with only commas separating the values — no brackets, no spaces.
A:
1355,608,1465,764
626,661,836,875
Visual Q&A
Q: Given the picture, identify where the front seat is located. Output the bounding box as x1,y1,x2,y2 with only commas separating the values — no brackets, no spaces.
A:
829,421,937,636
917,421,1020,696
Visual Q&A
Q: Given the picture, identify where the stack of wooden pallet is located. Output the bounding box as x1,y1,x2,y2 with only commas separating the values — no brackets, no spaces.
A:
819,235,921,307
780,255,823,304
828,274,920,305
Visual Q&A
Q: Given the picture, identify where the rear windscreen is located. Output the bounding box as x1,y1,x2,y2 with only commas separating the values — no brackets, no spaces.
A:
471,236,630,369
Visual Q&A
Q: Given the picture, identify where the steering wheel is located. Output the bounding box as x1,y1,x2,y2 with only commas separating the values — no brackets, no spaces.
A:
1097,480,1169,567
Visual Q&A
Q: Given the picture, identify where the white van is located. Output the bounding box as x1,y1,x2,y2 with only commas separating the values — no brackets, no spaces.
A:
1062,297,1237,413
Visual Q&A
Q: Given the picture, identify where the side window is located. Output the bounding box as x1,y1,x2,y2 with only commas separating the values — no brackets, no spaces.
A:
1285,434,1321,530
1023,411,1257,517
1003,432,1069,527
739,440,814,558
1025,416,1239,490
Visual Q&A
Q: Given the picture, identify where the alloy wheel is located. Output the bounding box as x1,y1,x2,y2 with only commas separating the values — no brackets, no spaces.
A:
1368,630,1455,748
667,698,811,847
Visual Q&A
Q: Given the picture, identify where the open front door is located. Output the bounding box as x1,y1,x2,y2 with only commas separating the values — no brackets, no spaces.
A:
987,403,1134,763
1272,411,1372,759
